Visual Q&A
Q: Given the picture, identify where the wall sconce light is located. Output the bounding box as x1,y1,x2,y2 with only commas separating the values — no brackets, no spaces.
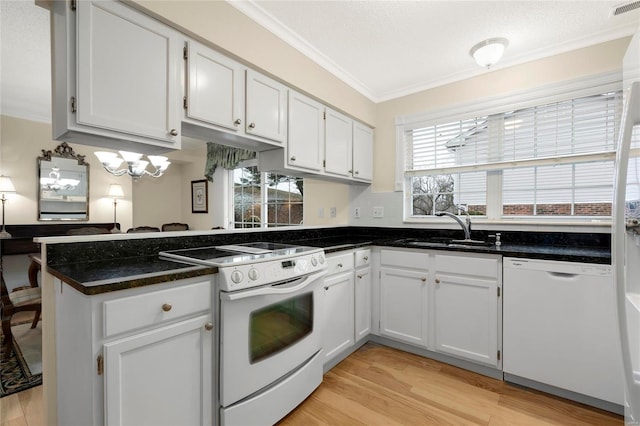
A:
108,184,124,233
0,175,16,239
94,151,170,179
470,38,509,68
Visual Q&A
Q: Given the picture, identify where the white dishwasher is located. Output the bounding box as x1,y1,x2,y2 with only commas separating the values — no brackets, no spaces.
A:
503,257,625,408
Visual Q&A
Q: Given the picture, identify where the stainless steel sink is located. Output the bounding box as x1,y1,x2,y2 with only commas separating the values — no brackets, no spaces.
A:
394,238,493,248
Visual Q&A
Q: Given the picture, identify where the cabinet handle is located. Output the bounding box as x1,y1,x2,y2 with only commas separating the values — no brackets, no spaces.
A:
357,274,363,279
169,129,178,136
348,169,353,173
435,278,441,284
234,119,242,127
337,263,343,268
249,122,256,129
204,322,214,331
290,156,296,162
355,170,359,175
162,303,172,312
363,256,369,261
421,277,427,282
324,286,329,291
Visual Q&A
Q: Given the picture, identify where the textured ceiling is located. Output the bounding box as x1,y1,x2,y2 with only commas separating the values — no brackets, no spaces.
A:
231,0,640,102
1,0,639,125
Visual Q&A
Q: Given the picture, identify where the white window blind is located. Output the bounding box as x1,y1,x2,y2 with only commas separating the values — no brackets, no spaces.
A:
401,77,623,220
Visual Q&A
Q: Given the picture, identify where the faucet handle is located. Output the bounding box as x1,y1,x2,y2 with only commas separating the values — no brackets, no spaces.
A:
488,233,502,246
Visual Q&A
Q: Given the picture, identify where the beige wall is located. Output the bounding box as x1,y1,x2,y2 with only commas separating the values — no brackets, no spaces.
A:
0,115,134,230
373,37,631,193
303,178,351,225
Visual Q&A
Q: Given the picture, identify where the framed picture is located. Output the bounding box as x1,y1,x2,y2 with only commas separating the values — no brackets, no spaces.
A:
191,179,208,213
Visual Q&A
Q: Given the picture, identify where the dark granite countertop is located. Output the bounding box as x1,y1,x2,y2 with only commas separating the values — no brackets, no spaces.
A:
45,226,611,295
47,256,217,295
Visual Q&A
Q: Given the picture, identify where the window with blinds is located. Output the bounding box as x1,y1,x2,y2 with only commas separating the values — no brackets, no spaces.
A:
403,87,623,220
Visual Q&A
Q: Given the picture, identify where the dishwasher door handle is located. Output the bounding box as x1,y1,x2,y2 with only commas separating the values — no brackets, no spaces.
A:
547,271,579,279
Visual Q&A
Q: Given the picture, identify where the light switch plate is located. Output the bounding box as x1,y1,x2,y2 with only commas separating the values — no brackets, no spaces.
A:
372,206,384,218
354,207,361,218
330,207,337,218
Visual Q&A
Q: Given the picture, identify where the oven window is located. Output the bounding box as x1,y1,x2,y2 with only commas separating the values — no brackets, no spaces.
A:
249,293,313,363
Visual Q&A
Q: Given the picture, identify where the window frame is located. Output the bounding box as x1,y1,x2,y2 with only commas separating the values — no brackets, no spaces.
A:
229,160,304,228
397,71,622,225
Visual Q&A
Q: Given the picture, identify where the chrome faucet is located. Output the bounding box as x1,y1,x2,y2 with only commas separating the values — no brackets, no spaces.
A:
435,205,472,241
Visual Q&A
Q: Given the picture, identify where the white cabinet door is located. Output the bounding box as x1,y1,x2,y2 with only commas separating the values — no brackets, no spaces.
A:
352,122,373,181
323,271,355,363
287,90,324,172
324,108,353,178
75,0,181,145
186,40,244,131
245,70,287,143
355,266,372,340
379,267,429,347
432,273,499,367
104,314,213,426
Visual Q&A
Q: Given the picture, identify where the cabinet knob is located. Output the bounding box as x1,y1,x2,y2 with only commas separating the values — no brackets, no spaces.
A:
249,122,256,129
162,303,172,312
324,286,329,291
337,263,343,268
435,278,441,284
169,129,178,136
348,169,353,173
355,170,359,175
204,322,214,331
421,277,427,282
234,119,242,127
357,274,363,279
363,256,369,261
290,156,296,162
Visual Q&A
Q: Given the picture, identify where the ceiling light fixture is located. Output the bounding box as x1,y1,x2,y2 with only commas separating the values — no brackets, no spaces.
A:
470,38,509,69
94,151,170,180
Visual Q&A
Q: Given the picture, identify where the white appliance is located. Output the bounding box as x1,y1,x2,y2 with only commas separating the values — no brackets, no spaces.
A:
613,31,640,425
161,242,328,426
503,258,625,408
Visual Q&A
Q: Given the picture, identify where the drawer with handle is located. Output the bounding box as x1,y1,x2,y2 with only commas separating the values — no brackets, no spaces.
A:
355,249,371,268
103,278,212,338
326,252,354,276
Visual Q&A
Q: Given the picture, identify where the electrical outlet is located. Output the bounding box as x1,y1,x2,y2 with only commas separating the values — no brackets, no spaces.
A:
354,207,361,218
372,206,384,218
330,207,337,218
318,207,324,218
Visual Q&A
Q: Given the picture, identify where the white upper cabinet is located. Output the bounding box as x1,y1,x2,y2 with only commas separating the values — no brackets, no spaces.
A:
287,90,325,172
185,40,244,132
352,122,374,182
52,0,182,153
245,70,287,143
324,108,353,178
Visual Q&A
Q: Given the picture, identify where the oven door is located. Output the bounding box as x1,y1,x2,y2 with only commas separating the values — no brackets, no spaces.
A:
219,269,325,407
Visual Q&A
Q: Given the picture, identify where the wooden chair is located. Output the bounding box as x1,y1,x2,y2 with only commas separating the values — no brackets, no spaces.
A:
161,223,189,232
1,269,41,359
66,226,111,235
126,226,161,233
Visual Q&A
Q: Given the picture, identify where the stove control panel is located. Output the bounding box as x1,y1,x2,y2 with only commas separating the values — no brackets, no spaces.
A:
218,251,327,291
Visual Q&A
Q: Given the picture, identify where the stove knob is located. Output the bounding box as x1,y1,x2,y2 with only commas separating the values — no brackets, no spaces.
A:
311,256,318,267
318,254,325,264
231,270,244,284
248,268,259,281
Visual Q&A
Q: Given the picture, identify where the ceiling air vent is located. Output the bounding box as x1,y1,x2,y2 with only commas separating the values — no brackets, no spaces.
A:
611,1,640,15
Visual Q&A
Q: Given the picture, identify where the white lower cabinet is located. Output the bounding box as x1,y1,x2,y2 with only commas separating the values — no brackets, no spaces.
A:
433,253,501,368
104,314,213,426
54,275,215,426
379,248,502,369
323,270,355,362
323,249,371,366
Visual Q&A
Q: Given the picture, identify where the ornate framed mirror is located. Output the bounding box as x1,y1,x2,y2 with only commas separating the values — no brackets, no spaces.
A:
38,142,90,221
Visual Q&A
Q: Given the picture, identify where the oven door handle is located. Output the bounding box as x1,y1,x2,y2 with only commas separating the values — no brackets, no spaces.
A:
221,270,326,301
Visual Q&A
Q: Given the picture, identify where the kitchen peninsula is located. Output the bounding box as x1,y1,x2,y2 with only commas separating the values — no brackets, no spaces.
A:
37,225,618,425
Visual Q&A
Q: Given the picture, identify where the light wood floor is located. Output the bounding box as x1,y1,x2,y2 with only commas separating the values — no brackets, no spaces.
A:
1,342,623,425
279,343,623,426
